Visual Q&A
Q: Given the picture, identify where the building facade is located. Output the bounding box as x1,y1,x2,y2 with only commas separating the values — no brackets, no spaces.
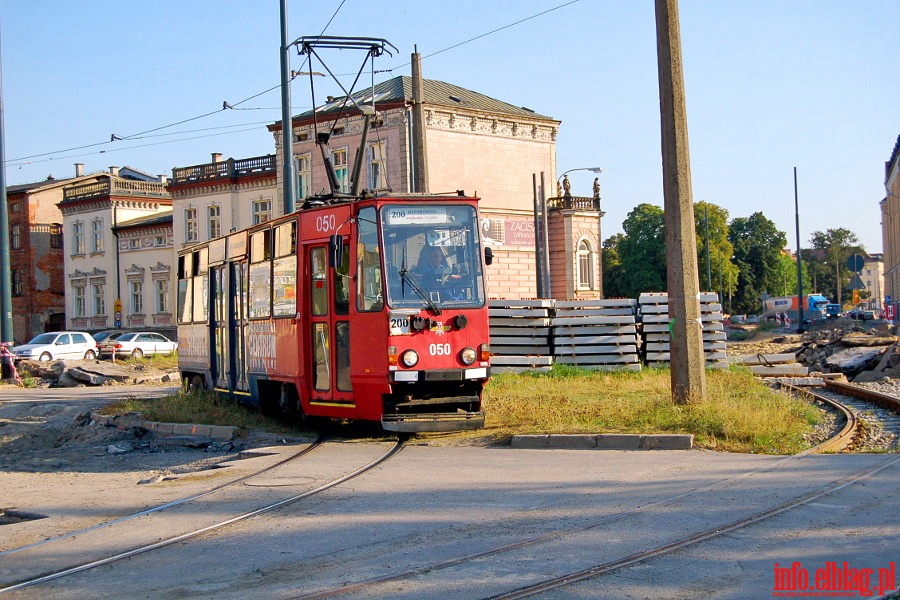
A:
881,135,900,313
167,153,278,250
6,173,91,343
265,76,602,300
59,168,172,333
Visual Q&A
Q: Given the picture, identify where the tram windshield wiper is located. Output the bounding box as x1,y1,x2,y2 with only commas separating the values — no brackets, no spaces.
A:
398,267,441,315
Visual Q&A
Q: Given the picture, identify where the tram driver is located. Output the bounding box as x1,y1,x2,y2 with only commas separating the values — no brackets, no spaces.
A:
414,245,452,282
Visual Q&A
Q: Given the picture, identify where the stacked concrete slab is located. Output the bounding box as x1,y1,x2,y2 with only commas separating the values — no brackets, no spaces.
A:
639,292,728,368
551,299,641,371
488,299,554,373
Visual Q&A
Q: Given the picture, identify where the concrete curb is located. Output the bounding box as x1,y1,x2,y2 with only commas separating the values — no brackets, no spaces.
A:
510,433,693,450
91,412,236,442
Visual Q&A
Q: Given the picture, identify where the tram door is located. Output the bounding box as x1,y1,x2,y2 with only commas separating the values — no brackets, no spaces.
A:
308,242,352,404
230,261,249,393
212,265,228,390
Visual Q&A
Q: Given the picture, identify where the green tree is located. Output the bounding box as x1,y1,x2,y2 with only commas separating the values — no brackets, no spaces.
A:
809,228,862,305
601,233,627,298
728,212,787,314
617,204,667,297
694,201,738,306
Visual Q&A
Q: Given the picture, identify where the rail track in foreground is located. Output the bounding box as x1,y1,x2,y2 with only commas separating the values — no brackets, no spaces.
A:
0,438,405,594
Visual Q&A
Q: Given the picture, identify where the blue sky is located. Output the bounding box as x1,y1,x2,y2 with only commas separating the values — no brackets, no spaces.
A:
2,0,897,253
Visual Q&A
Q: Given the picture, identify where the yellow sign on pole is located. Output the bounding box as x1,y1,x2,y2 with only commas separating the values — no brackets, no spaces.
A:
114,298,122,313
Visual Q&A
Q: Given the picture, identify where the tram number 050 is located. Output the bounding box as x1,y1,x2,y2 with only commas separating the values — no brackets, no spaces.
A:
429,343,451,356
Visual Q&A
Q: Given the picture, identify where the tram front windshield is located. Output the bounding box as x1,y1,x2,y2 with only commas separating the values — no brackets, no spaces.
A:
381,204,486,310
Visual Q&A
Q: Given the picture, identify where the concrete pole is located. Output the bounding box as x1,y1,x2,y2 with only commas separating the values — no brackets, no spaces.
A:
0,27,12,347
279,0,295,214
654,0,707,404
411,50,429,193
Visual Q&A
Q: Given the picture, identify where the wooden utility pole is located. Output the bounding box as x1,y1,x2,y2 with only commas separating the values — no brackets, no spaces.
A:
655,0,707,404
411,49,429,193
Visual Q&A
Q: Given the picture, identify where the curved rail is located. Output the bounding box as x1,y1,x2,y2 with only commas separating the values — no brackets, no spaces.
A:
0,435,327,558
782,384,859,454
0,438,405,594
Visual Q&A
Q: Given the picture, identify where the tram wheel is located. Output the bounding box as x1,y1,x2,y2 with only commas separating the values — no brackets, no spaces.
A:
188,374,205,393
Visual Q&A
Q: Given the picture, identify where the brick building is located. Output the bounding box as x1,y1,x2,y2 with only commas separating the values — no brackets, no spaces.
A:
6,174,88,343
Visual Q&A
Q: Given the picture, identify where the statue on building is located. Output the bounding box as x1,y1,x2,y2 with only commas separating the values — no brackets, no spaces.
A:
593,177,601,200
562,174,571,197
556,181,563,198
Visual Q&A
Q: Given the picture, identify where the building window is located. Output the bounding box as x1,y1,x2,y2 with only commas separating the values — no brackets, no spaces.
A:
50,224,63,249
73,285,86,317
155,279,169,313
296,154,310,199
252,198,271,225
11,225,21,250
91,219,104,253
128,239,141,250
155,235,167,247
73,222,85,255
208,205,221,239
576,239,594,290
11,270,23,296
131,281,143,314
367,141,387,190
332,148,348,193
92,283,105,315
185,207,198,242
10,202,19,213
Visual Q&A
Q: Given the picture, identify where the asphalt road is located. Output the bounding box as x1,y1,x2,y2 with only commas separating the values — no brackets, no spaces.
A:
2,439,896,599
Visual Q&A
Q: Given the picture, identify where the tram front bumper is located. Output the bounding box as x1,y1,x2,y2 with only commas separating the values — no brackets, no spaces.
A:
382,410,485,432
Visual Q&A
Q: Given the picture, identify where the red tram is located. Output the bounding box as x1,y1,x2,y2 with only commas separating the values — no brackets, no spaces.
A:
177,194,492,432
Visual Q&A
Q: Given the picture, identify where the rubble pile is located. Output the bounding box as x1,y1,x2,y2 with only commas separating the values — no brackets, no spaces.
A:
729,319,900,383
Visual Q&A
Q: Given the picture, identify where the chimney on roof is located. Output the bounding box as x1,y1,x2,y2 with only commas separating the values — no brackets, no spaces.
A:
158,174,168,185
75,163,84,177
212,153,223,163
109,166,119,176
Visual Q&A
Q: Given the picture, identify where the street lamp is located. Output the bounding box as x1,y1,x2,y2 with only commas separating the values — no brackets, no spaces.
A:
557,167,603,196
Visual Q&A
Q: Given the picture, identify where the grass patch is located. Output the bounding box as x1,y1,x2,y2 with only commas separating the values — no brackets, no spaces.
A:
118,352,179,371
101,389,307,437
446,365,820,454
100,365,822,454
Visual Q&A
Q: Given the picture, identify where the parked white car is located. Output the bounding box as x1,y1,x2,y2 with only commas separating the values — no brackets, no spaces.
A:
98,332,178,359
12,331,97,361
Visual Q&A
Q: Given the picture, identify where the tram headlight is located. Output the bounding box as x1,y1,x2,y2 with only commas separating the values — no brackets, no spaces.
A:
401,349,419,367
460,347,477,366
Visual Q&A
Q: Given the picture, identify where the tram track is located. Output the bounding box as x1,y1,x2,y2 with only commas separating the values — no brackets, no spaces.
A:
784,380,900,453
0,434,327,559
0,437,406,594
291,408,890,600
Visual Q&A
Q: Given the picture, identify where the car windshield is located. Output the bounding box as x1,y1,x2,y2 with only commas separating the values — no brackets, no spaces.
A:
381,204,486,311
28,333,58,345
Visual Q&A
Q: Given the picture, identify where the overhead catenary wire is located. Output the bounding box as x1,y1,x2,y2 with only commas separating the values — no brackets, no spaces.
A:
5,0,579,169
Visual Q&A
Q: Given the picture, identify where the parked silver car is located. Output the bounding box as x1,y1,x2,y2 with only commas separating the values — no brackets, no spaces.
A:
98,332,178,359
12,331,97,361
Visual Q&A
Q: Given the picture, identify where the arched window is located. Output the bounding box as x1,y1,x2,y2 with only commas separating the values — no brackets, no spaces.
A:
577,239,594,290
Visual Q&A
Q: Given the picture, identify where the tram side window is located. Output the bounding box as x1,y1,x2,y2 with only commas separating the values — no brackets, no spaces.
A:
310,247,328,316
273,222,297,317
177,254,194,324
356,207,383,312
248,229,272,319
192,248,209,322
